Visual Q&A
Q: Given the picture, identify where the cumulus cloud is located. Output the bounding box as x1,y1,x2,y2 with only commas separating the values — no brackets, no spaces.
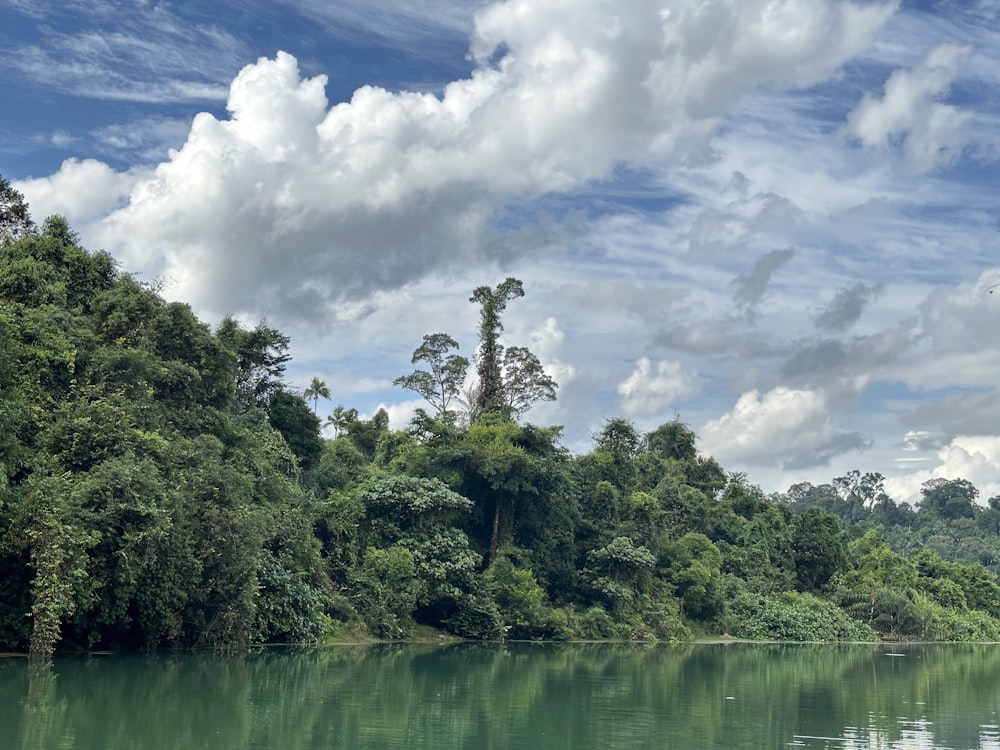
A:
379,397,431,432
18,0,897,324
618,357,696,417
885,435,1000,503
845,43,973,171
529,317,577,385
14,158,140,223
529,316,565,359
931,437,1000,499
699,386,871,469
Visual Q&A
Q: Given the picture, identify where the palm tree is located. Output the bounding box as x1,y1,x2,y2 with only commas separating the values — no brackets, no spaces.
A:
454,382,482,428
325,405,358,437
303,376,331,414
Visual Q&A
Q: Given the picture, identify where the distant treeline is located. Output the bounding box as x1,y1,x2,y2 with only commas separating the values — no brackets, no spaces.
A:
3,178,1000,659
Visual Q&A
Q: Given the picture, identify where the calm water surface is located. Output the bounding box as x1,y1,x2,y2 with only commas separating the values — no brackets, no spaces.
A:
2,643,999,749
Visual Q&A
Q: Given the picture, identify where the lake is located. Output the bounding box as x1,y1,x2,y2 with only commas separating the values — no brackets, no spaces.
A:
2,642,999,749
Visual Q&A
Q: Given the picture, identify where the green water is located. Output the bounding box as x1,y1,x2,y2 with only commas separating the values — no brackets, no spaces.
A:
2,643,999,749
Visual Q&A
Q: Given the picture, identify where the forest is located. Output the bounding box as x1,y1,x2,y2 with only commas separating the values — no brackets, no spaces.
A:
4,175,1000,659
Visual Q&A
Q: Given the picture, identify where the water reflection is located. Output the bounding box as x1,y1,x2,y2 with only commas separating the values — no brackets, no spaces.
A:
1,643,999,749
794,718,1000,750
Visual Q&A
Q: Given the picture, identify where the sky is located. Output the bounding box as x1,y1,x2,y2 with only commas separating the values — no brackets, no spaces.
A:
3,0,1000,503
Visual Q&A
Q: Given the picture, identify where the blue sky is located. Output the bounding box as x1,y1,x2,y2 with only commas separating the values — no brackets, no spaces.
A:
3,0,1000,501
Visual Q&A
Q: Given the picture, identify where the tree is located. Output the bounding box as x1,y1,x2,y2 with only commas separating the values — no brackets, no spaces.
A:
400,279,557,426
596,418,642,459
834,470,889,510
584,536,656,613
663,533,723,619
345,408,390,460
393,333,469,420
148,301,234,410
359,477,479,602
268,391,323,469
645,421,697,462
0,175,36,244
303,376,331,414
919,478,979,521
0,314,26,484
499,346,557,417
458,417,571,568
585,418,643,493
216,317,291,413
470,277,524,418
483,556,563,639
834,531,927,638
325,405,359,437
643,420,725,496
467,277,559,421
783,481,868,526
791,508,846,591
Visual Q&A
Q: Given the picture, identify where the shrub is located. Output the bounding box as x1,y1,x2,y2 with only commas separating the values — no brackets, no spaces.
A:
484,556,569,640
728,591,877,642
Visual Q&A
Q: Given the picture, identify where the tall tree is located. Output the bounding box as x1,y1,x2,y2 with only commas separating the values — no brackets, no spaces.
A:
303,376,331,414
467,278,558,421
470,277,524,418
393,333,469,420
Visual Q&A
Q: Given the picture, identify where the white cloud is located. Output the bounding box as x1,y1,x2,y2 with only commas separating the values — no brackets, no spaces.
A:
618,357,696,416
845,43,973,171
698,386,870,470
378,398,430,432
20,0,897,325
21,0,1000,501
884,435,1000,504
529,317,564,358
529,317,576,386
14,158,140,223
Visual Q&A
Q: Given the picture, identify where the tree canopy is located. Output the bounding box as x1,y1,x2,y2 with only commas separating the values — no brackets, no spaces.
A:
4,186,1000,656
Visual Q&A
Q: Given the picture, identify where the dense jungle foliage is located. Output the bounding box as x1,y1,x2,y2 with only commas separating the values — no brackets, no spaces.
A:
3,180,1000,658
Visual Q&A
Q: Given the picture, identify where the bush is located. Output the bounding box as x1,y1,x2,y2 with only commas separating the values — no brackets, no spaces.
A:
635,593,691,642
352,546,421,638
834,584,928,639
252,553,325,644
485,556,569,640
728,591,877,642
573,605,615,640
916,592,1000,641
444,589,504,640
